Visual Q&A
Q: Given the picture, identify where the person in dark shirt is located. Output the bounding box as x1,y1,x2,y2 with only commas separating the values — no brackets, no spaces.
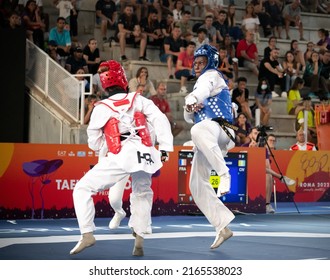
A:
95,0,117,42
232,77,253,121
83,38,101,75
140,8,163,47
65,46,88,74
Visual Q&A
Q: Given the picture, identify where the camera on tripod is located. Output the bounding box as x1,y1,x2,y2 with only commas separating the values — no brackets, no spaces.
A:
256,125,273,147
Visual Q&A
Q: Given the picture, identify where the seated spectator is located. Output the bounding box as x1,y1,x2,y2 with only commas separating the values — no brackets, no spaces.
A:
264,36,277,60
150,81,184,137
84,93,99,125
95,0,117,43
175,41,196,94
160,11,174,38
264,0,283,39
236,31,259,77
49,16,72,65
189,0,203,17
46,40,61,64
226,4,243,42
282,0,305,41
282,50,300,93
203,0,223,19
128,66,157,97
223,34,236,60
295,96,317,144
92,61,108,99
159,25,185,79
115,4,148,62
21,0,45,49
53,0,77,31
289,128,317,150
199,14,217,47
255,78,272,126
75,67,90,93
319,49,330,98
290,39,306,70
241,3,260,41
212,9,228,45
172,0,184,22
218,45,236,81
191,28,209,49
303,51,322,98
140,8,164,47
251,0,272,38
65,45,89,74
258,47,285,96
4,10,25,32
83,38,100,75
234,112,252,146
287,76,305,115
19,0,49,33
176,10,193,42
316,28,330,51
304,41,315,62
232,77,253,121
241,126,259,146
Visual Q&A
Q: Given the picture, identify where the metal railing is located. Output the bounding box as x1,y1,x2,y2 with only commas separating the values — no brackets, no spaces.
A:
25,39,92,125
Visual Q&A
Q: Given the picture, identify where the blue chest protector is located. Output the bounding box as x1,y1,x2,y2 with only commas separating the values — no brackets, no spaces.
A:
194,88,233,124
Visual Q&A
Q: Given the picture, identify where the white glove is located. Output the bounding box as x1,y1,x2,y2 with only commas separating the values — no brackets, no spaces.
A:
185,95,197,106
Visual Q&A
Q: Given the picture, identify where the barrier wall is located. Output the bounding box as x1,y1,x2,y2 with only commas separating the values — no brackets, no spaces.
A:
0,143,329,219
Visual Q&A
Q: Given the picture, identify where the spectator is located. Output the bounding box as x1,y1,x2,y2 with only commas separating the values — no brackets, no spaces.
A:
53,0,76,31
263,36,277,60
236,31,259,77
304,41,315,62
303,51,321,98
4,10,24,31
92,61,108,99
316,28,330,51
255,78,272,126
172,0,184,22
46,40,61,64
203,0,224,19
319,49,330,98
234,112,252,146
83,38,100,75
49,16,71,64
160,11,174,38
264,0,283,39
176,10,193,42
19,0,49,33
287,76,305,115
212,9,229,45
159,25,185,79
290,39,306,70
65,45,89,74
222,34,236,60
128,66,157,97
258,47,285,96
150,81,184,137
83,93,99,125
241,3,260,42
296,96,317,144
282,0,305,41
251,0,272,38
21,0,45,49
241,126,259,146
69,0,81,42
191,28,209,49
282,50,300,93
95,0,117,43
199,14,217,47
115,4,148,62
175,41,196,94
218,45,236,81
226,4,243,42
232,77,253,121
289,128,317,150
140,8,164,47
189,0,203,17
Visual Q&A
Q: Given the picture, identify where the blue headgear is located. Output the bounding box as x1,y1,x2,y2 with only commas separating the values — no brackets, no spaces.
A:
191,44,219,76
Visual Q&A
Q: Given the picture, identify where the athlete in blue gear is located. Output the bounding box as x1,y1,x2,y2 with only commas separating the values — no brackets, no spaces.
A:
184,44,235,249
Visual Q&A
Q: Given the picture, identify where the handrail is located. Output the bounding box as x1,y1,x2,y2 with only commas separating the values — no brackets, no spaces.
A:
25,39,91,125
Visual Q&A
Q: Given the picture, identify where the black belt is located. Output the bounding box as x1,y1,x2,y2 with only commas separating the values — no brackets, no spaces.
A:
212,117,246,143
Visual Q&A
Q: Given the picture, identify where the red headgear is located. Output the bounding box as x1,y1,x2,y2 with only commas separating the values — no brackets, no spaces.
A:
99,60,128,91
